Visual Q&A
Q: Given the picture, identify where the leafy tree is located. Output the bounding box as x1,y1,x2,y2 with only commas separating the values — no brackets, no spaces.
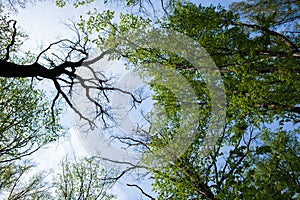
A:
148,2,299,199
0,160,52,200
0,6,60,199
0,77,59,199
76,0,300,199
0,76,61,161
53,156,116,200
0,4,60,162
0,0,299,199
0,2,138,198
230,0,300,33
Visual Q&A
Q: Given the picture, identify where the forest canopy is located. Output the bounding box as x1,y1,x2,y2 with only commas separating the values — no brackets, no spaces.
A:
0,0,299,199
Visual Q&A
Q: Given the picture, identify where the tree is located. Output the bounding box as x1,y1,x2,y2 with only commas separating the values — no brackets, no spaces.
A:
0,2,143,128
75,0,299,199
230,0,300,33
0,76,61,162
0,1,140,199
0,160,52,200
0,5,61,199
148,2,299,199
0,77,58,198
0,0,299,199
0,5,60,162
52,156,116,200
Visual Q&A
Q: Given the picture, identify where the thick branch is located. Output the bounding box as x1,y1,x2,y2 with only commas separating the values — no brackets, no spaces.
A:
229,21,299,53
0,58,85,79
256,104,300,115
177,159,215,200
256,50,300,58
5,20,17,61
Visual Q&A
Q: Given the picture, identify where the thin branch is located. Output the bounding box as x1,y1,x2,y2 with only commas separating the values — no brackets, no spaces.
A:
96,156,146,168
51,91,60,127
52,78,95,127
160,0,169,16
127,183,155,199
35,39,70,62
110,135,151,150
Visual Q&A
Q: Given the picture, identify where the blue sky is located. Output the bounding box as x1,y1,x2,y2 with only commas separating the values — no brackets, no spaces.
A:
12,0,237,199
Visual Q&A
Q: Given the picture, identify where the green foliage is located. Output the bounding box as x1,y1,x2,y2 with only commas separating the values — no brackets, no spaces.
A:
73,0,95,8
53,157,116,200
0,7,61,198
0,160,51,200
0,77,60,156
55,0,67,7
154,2,299,199
230,0,300,30
55,0,96,8
0,63,61,200
77,0,299,199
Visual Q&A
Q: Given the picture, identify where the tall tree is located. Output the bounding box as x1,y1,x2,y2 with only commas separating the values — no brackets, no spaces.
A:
53,156,116,200
230,0,300,32
76,0,300,199
0,5,60,162
0,0,299,198
0,6,60,199
0,160,52,200
0,2,142,128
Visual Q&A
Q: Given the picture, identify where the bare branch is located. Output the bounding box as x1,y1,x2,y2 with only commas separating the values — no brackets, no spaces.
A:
127,183,155,199
110,135,151,150
35,39,71,62
52,78,95,127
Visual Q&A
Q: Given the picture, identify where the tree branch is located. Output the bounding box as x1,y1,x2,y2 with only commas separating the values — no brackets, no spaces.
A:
229,21,299,53
5,20,17,61
127,183,155,199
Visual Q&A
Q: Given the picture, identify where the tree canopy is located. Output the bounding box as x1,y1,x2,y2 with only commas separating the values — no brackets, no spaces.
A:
74,0,299,199
52,156,116,200
0,0,299,199
0,5,62,198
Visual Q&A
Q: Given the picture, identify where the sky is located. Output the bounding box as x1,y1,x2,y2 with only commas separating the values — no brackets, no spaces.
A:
11,0,236,199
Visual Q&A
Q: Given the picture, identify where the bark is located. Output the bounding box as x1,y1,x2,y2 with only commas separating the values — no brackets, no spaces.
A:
0,59,85,79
